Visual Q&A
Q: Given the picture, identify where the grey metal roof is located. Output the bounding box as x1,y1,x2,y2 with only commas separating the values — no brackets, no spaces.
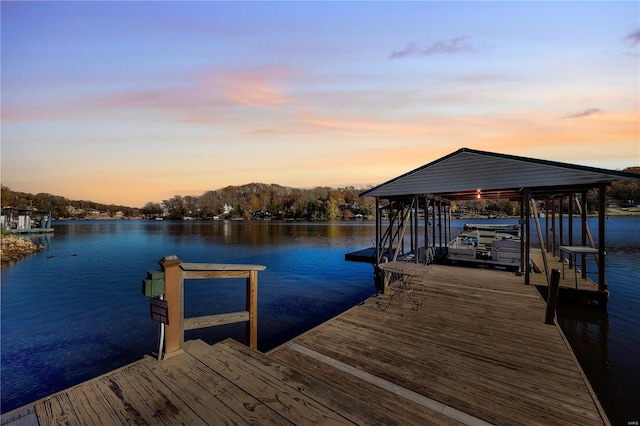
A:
361,148,638,200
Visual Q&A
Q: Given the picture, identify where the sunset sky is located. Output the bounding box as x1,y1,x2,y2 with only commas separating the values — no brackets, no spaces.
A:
2,1,638,207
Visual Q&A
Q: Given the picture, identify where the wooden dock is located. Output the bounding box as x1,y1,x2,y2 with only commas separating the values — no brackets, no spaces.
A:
529,250,608,307
2,264,608,425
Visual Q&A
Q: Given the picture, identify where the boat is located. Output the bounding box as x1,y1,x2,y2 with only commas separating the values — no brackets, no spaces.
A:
447,223,521,269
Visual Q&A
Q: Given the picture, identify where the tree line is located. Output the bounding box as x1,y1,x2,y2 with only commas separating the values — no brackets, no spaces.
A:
1,186,140,219
2,166,638,221
141,183,377,220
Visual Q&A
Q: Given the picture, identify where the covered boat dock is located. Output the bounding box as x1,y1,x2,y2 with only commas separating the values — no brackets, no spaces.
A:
347,148,639,307
1,207,54,234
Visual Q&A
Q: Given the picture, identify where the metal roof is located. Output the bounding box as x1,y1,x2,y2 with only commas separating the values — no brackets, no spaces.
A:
361,148,638,200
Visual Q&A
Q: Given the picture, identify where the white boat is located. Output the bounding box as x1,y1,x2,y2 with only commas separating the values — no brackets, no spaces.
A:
448,223,521,268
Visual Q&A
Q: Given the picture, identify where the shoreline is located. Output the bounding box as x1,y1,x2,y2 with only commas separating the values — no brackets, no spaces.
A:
0,234,45,265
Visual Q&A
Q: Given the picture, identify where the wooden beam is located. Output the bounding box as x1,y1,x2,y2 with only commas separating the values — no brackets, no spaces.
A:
530,198,550,283
182,270,251,279
184,312,250,330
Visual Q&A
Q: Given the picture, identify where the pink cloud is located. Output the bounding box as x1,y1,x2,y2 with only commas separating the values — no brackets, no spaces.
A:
212,70,292,107
92,67,294,123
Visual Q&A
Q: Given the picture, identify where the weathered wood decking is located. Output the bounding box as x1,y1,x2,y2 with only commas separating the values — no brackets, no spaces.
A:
2,264,608,425
529,250,608,307
270,264,608,425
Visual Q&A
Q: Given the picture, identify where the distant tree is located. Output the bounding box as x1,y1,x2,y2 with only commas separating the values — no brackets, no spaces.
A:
163,196,186,219
183,196,200,217
141,202,163,217
610,179,640,204
1,186,13,207
501,200,515,217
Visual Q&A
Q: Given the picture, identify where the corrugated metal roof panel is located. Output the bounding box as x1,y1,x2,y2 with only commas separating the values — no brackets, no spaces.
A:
362,148,638,199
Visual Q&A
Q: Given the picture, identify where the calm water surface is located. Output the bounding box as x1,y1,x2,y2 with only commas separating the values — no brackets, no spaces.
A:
1,218,638,424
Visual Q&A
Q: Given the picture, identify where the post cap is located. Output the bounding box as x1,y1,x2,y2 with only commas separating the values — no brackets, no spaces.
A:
158,255,181,268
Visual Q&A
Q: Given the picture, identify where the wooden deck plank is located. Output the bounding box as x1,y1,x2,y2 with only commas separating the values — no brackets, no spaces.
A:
269,346,466,426
184,339,356,425
329,313,593,400
270,263,607,426
308,315,600,423
290,323,580,425
145,347,291,425
99,361,205,425
212,339,463,426
341,305,585,384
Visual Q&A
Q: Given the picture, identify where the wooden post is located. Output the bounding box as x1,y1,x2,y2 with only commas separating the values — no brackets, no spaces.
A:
524,191,531,285
558,198,564,259
444,202,449,250
551,199,556,258
448,201,452,245
423,196,429,261
413,194,420,263
519,195,525,274
568,194,574,269
246,270,258,349
581,191,588,279
545,197,550,252
158,255,184,359
431,199,436,257
437,199,443,254
375,196,380,265
598,183,607,294
545,269,561,325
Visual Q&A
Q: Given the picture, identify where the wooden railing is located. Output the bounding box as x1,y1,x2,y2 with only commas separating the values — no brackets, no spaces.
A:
157,256,266,359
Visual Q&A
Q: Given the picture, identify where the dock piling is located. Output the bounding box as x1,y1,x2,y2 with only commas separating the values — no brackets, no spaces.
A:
544,269,561,325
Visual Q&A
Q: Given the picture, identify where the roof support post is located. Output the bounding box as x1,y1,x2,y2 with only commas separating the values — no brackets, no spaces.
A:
413,194,419,263
423,196,429,259
598,183,607,294
558,198,564,257
551,199,557,258
448,201,452,244
519,195,525,275
431,199,436,256
438,199,443,254
443,202,446,250
375,196,381,265
581,191,588,280
568,193,574,269
545,197,550,253
524,190,531,285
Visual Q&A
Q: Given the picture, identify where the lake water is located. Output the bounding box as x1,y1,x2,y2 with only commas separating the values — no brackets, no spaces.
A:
1,218,638,424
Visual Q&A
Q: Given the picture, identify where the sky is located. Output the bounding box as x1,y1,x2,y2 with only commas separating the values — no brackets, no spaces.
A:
1,1,639,208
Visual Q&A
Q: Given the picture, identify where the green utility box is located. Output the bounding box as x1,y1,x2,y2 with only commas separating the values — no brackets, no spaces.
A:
142,270,165,297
